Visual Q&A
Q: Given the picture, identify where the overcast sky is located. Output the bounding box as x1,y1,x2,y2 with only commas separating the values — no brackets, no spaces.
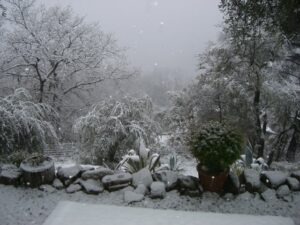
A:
40,0,222,77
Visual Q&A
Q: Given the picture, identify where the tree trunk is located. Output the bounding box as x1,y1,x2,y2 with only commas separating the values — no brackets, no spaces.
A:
253,88,264,158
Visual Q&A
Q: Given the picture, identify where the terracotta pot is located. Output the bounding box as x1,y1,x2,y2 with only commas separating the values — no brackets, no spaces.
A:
197,164,228,193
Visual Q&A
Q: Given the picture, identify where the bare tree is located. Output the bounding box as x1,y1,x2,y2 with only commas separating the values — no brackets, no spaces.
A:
0,0,133,109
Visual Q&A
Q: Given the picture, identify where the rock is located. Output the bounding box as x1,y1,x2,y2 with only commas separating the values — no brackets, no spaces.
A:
52,178,64,190
276,185,290,198
81,167,114,180
224,171,240,194
150,181,166,199
261,189,277,202
119,186,135,193
0,164,22,186
223,193,235,201
39,184,56,193
153,171,178,191
132,168,153,188
286,177,300,191
66,184,82,193
57,165,82,186
102,173,132,191
236,191,253,201
291,170,300,181
124,191,144,203
79,179,104,195
177,175,201,191
243,169,261,192
134,184,148,195
260,171,288,189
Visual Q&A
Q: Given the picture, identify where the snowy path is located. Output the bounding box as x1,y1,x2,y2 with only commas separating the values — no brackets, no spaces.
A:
43,201,294,225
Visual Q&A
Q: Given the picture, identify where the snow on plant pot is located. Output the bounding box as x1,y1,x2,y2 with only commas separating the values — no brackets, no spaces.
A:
20,154,55,188
188,121,243,193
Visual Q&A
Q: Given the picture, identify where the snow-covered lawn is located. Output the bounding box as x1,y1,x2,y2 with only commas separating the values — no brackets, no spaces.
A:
0,184,299,225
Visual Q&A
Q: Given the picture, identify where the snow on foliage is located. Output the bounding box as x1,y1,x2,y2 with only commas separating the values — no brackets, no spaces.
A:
74,96,161,165
0,88,58,156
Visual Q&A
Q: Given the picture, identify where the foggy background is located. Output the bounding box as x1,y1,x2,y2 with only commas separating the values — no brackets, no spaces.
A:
40,0,222,77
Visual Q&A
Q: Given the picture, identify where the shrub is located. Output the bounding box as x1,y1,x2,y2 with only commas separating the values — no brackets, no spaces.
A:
0,88,59,158
74,96,161,165
188,121,243,173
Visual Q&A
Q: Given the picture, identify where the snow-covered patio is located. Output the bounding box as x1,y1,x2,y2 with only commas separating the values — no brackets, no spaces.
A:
43,201,294,225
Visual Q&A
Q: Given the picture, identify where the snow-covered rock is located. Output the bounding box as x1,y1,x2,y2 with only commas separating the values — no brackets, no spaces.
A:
177,175,200,191
0,164,22,185
124,191,144,203
276,185,290,198
102,173,132,191
243,169,261,192
81,167,114,180
223,193,235,201
236,191,253,201
79,179,104,195
66,184,82,193
39,184,56,193
52,178,64,190
132,168,153,188
57,165,82,186
153,171,178,191
286,177,300,191
291,170,300,181
261,189,277,202
260,171,288,189
224,172,240,194
134,184,148,195
150,181,166,199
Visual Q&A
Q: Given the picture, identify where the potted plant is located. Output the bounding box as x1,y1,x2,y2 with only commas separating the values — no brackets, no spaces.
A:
188,121,243,193
20,153,55,188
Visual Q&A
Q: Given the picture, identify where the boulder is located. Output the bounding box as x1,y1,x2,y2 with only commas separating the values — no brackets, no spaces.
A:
261,189,277,202
243,169,261,192
260,171,288,189
0,164,22,185
236,191,253,201
153,171,178,191
57,165,82,186
66,184,82,193
224,171,240,194
52,178,64,190
81,167,114,180
286,177,300,191
79,179,104,195
39,184,56,193
276,185,290,198
223,193,235,201
132,168,153,188
291,170,300,181
102,173,132,191
134,184,148,195
177,175,202,197
150,181,166,199
124,191,144,204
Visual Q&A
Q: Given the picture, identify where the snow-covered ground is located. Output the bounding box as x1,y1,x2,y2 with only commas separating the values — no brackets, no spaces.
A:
0,184,299,225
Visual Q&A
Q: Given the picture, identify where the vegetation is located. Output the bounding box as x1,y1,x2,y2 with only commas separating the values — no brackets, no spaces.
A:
188,121,243,173
74,96,161,165
0,88,58,159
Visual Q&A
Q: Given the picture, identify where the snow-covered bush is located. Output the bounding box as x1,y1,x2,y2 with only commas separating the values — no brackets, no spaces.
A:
74,96,161,165
0,88,59,158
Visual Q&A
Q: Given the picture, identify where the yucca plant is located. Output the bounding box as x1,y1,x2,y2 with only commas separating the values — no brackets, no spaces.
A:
115,139,160,173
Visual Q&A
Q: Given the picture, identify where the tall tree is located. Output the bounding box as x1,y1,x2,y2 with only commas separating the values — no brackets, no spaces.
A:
0,0,133,109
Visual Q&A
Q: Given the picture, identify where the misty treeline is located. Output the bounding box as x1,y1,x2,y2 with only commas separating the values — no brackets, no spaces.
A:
0,0,299,166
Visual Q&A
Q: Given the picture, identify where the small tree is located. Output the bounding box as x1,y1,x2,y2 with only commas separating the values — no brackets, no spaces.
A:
74,96,161,165
0,88,58,157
